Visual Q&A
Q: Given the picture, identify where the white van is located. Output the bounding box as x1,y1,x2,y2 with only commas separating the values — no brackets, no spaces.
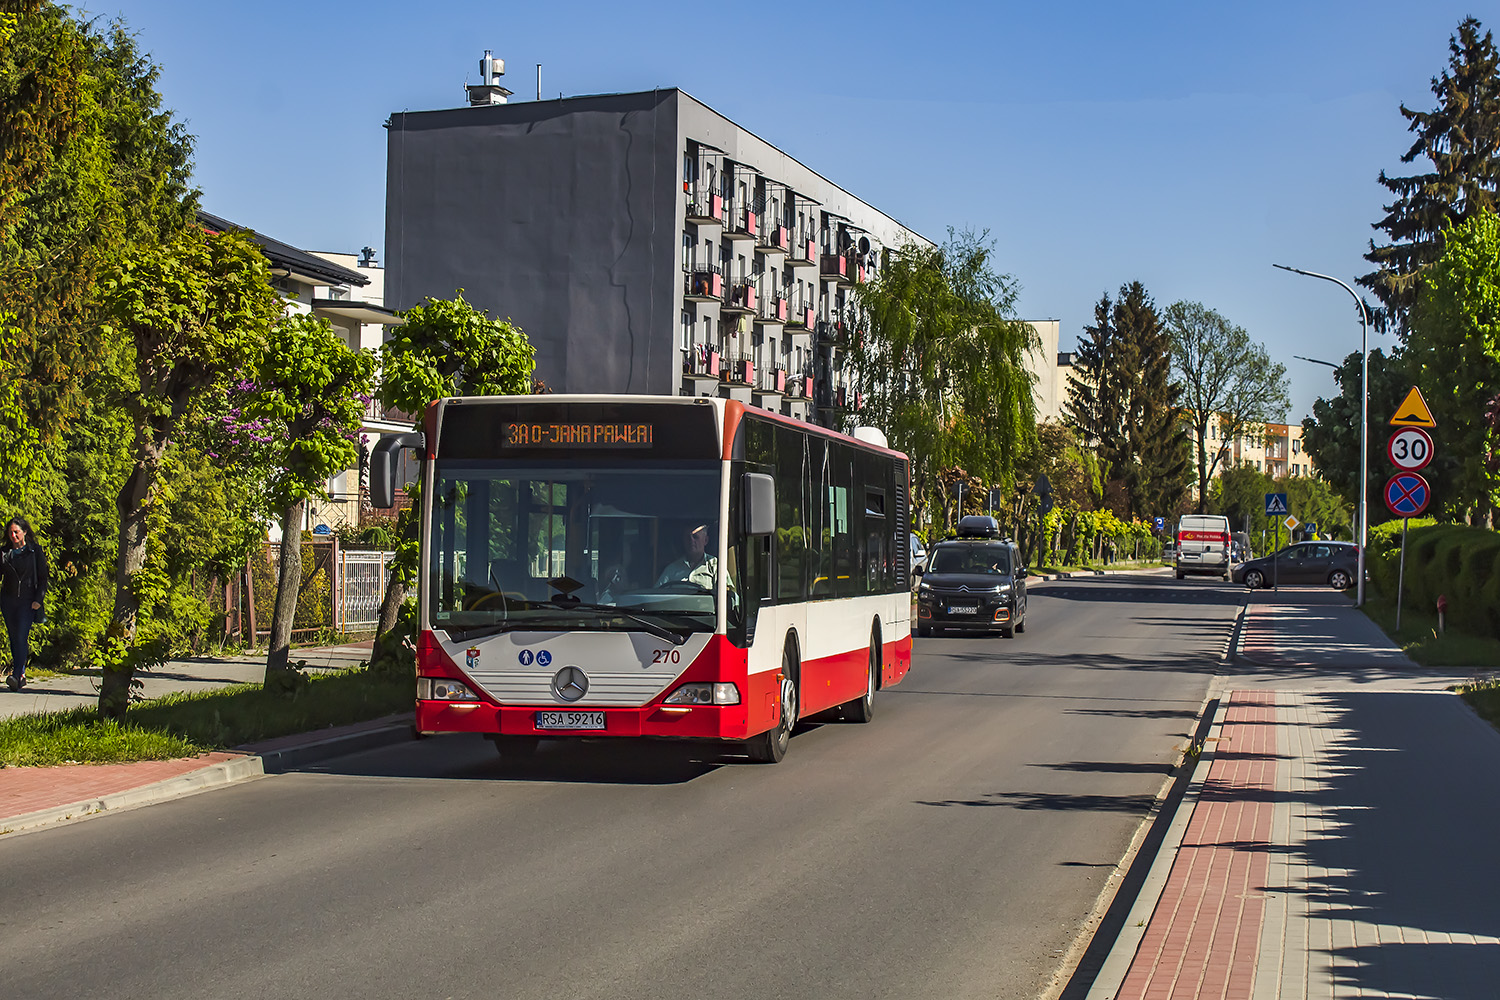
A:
1175,514,1231,581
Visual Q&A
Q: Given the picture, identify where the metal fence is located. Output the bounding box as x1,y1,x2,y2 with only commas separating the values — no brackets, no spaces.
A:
230,542,395,645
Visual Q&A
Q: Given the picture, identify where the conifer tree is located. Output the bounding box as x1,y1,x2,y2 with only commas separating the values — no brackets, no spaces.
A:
1360,17,1500,336
1064,293,1124,463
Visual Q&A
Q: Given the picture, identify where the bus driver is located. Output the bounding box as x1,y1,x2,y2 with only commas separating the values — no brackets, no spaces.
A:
656,522,717,589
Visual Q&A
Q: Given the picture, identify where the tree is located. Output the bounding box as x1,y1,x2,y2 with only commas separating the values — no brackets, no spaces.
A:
1068,282,1189,520
1165,301,1291,512
1405,211,1500,523
1064,292,1124,460
1301,347,1419,527
373,294,535,637
95,226,282,718
1360,17,1500,337
852,229,1037,535
248,313,377,681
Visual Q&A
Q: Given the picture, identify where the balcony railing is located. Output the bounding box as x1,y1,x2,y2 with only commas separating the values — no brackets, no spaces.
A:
789,228,817,265
684,184,724,225
723,354,755,386
759,221,790,254
682,344,721,378
754,366,787,395
683,262,724,301
757,293,788,323
820,253,849,283
723,280,757,314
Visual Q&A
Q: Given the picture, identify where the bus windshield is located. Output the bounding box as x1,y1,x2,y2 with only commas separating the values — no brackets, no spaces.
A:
426,460,724,636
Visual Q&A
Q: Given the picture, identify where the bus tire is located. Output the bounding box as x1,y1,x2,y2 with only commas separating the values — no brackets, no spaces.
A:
842,632,878,724
746,645,798,763
488,735,540,759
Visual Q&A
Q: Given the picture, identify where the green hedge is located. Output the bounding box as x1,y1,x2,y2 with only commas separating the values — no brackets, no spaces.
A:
1367,520,1500,638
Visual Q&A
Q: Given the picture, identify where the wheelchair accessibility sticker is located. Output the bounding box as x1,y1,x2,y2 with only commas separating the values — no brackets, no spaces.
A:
518,649,553,667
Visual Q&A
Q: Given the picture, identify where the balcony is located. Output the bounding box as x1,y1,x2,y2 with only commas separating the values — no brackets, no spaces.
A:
723,354,755,386
815,319,848,347
785,296,816,331
820,253,851,284
788,232,818,266
724,202,758,242
758,222,790,255
684,185,725,226
753,366,787,398
682,344,722,381
756,294,788,325
722,281,757,315
683,264,724,302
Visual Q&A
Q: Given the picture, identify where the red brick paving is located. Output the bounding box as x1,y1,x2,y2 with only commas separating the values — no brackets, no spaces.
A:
1115,690,1277,1000
0,752,246,824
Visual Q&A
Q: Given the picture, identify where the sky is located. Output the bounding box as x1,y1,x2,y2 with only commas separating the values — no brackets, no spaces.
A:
98,0,1491,422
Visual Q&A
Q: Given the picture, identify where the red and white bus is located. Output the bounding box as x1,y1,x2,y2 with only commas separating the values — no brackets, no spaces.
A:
370,395,913,763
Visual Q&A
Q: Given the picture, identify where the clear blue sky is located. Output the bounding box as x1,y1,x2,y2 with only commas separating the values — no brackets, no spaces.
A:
104,1,1488,422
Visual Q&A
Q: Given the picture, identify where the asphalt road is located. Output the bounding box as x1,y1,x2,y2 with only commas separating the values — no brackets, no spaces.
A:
0,573,1242,1000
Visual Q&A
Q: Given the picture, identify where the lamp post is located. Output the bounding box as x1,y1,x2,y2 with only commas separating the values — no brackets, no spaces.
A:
1293,355,1340,370
1273,264,1369,607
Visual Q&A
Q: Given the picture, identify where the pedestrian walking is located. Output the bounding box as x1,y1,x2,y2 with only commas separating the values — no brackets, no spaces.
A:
2,517,50,691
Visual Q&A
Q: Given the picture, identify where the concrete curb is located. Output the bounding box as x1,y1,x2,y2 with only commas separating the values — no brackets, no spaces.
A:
1,715,415,837
1081,696,1231,1000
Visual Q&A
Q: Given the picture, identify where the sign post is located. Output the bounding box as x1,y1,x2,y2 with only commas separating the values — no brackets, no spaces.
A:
1385,388,1437,628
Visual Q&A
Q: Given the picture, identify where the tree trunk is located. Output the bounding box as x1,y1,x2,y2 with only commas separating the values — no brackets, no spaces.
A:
265,497,307,681
376,567,407,636
99,433,161,720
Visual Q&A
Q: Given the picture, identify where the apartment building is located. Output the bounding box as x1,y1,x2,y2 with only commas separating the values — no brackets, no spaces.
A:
384,83,933,426
1212,419,1316,479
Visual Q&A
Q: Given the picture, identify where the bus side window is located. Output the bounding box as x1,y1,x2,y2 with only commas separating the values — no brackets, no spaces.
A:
775,425,807,601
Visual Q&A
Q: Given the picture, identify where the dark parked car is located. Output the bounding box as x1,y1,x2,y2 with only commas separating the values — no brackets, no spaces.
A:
1232,541,1360,590
915,516,1028,637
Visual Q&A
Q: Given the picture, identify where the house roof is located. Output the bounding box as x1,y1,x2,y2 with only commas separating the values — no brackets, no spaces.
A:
197,210,369,288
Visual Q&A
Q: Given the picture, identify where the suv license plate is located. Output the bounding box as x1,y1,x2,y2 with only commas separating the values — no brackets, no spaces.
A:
535,711,605,731
946,606,978,615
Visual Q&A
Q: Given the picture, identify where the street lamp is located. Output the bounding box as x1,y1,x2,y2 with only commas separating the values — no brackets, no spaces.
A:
1293,355,1340,370
1273,264,1369,607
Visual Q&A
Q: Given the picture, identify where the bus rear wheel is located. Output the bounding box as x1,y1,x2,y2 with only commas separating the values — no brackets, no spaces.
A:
746,649,798,763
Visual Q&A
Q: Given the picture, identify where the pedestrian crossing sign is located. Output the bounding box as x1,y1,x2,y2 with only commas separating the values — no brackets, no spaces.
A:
1265,493,1288,516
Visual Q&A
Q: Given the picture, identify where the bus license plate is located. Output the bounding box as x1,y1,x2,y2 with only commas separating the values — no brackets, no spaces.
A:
946,606,978,615
536,711,605,731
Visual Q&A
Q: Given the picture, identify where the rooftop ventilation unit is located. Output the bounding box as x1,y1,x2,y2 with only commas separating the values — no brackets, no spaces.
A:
467,50,512,106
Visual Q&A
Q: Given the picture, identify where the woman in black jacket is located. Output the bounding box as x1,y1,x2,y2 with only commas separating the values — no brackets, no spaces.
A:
2,518,49,691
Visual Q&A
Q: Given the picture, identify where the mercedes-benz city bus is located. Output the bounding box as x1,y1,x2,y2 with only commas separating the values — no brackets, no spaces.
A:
370,396,913,764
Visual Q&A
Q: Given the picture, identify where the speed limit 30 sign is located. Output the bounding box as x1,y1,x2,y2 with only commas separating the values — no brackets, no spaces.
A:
1387,426,1433,471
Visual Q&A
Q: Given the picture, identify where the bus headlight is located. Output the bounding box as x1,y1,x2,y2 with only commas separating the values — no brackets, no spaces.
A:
665,682,741,705
418,677,479,701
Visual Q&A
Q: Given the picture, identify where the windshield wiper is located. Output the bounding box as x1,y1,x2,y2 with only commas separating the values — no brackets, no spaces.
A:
444,619,574,643
547,599,695,646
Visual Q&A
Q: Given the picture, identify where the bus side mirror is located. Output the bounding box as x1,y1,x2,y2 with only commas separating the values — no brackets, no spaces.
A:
743,473,776,536
370,432,426,509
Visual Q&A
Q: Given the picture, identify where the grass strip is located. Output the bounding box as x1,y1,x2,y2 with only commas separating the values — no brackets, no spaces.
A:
1455,677,1500,730
1357,593,1500,668
0,668,412,768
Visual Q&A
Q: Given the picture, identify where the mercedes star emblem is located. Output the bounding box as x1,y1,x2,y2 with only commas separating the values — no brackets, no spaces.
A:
552,666,589,702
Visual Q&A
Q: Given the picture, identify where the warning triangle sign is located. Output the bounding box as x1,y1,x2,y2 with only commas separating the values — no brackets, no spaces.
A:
1390,386,1437,428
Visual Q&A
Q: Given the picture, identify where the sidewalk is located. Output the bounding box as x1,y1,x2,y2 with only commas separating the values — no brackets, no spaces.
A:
0,640,405,838
1084,589,1499,999
0,640,374,720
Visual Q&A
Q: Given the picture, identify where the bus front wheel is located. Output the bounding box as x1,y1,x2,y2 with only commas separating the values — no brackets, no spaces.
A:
841,633,878,724
746,648,798,764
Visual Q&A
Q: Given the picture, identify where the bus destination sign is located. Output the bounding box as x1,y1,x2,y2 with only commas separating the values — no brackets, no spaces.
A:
503,422,654,448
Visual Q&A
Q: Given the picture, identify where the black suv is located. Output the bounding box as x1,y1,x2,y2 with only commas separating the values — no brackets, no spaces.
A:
915,516,1028,637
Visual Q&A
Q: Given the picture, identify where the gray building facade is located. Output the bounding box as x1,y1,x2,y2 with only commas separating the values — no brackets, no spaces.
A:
385,88,931,425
